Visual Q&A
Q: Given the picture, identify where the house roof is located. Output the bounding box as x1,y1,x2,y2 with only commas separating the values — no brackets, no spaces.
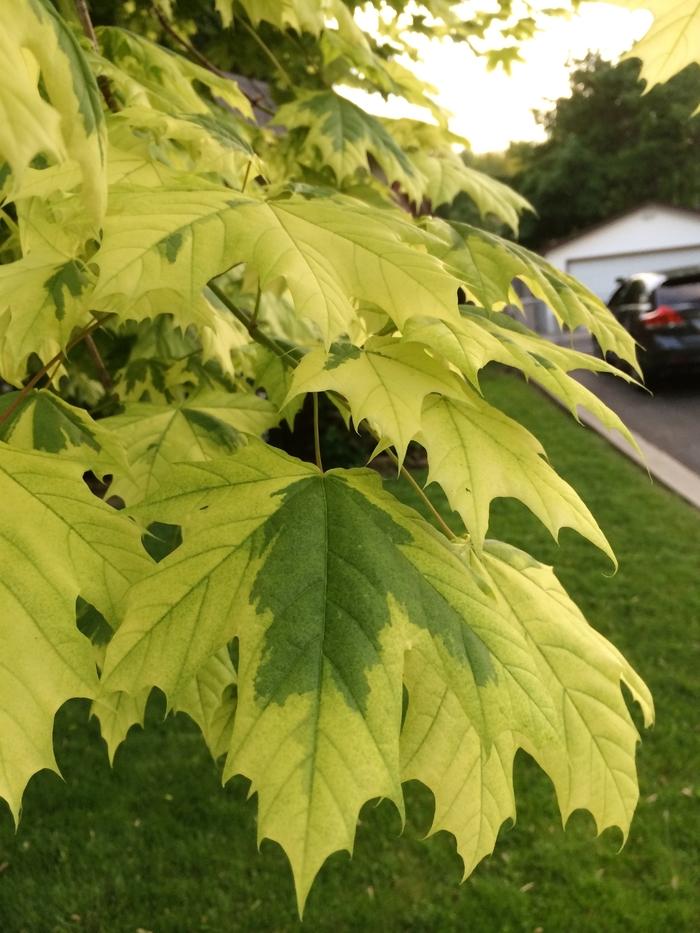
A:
542,202,700,255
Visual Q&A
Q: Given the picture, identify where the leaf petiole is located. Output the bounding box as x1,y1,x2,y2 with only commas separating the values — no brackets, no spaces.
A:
236,15,293,88
384,448,459,541
208,281,300,365
313,392,323,472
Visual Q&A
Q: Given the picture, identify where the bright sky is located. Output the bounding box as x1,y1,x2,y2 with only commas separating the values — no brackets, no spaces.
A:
344,2,653,153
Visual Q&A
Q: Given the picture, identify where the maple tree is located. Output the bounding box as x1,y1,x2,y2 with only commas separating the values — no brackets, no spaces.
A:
0,0,689,913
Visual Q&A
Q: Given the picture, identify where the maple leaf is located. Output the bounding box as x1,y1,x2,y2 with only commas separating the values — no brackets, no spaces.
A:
318,22,444,121
388,119,532,229
424,218,639,367
92,647,236,764
226,0,346,34
99,443,651,911
285,337,466,462
91,187,462,343
0,389,128,475
418,391,615,560
96,27,252,118
106,310,243,404
13,131,181,205
102,390,279,504
275,91,422,201
413,149,531,230
110,107,261,190
90,687,151,766
402,537,653,878
248,346,305,428
0,444,151,818
403,308,638,448
609,1,700,88
172,647,237,760
0,0,106,227
0,248,94,386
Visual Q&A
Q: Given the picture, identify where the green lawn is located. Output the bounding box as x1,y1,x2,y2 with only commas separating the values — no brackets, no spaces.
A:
1,370,698,932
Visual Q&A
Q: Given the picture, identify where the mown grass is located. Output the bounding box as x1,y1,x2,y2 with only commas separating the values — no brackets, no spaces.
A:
1,369,698,932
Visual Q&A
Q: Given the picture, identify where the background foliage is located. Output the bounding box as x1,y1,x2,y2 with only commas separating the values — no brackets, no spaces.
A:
447,54,700,248
512,55,700,248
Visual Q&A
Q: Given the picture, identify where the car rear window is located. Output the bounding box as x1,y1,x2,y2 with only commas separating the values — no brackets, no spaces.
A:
656,280,700,306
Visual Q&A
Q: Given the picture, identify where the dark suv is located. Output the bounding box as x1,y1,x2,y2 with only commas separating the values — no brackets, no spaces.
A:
605,267,700,382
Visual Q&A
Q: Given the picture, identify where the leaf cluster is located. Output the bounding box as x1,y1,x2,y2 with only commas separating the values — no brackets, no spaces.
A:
0,0,687,912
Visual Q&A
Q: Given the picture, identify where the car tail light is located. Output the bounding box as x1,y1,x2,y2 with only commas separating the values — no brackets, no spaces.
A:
639,305,684,329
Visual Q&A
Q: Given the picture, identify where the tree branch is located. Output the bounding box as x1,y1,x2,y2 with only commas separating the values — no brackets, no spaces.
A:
250,283,261,324
241,160,253,193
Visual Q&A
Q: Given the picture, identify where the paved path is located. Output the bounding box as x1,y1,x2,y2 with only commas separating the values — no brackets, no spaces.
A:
570,338,700,475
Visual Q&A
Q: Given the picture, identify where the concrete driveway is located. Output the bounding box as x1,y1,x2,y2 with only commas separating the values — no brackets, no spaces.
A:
573,338,700,475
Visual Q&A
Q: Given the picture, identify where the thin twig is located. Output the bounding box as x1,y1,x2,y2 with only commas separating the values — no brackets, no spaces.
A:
74,0,99,46
242,95,275,117
384,448,458,541
96,76,120,113
85,333,114,393
313,393,323,472
149,3,274,116
236,15,292,88
151,2,229,77
0,316,107,427
73,0,119,112
207,281,299,364
43,355,66,391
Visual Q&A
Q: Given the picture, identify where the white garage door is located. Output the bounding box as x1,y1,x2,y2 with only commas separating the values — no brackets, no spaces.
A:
568,247,700,302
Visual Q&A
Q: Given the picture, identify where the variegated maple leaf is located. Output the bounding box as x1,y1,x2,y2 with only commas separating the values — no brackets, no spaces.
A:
0,0,106,227
91,188,462,343
98,443,652,911
0,444,151,817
